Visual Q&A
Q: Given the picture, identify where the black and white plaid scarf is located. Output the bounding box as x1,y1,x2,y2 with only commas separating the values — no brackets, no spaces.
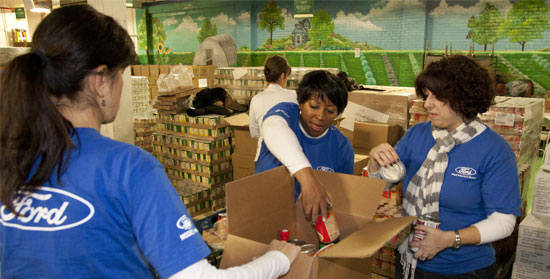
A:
399,119,486,279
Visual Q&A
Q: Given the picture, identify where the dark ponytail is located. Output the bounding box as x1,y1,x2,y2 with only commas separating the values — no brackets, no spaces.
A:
0,5,137,214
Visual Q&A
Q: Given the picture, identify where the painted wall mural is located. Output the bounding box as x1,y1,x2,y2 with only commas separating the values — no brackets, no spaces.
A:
135,0,550,93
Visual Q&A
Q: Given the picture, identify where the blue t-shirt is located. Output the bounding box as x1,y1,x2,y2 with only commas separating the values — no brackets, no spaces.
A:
395,122,521,275
255,102,354,200
0,128,210,278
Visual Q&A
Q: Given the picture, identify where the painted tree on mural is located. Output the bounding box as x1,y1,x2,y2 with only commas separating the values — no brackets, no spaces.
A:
197,17,218,43
501,0,550,51
467,3,505,51
258,0,284,46
137,15,166,51
309,10,334,49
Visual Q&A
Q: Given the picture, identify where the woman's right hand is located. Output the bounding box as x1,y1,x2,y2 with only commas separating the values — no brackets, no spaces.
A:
294,167,328,223
268,240,300,264
368,143,400,173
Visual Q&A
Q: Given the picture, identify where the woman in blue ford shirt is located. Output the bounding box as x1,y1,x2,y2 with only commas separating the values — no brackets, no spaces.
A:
0,5,298,279
255,70,354,222
368,55,521,279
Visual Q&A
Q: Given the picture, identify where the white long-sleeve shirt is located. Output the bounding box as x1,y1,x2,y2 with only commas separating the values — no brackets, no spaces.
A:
248,83,297,161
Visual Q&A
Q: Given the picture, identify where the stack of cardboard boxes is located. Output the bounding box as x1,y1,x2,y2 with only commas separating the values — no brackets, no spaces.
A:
213,67,338,106
130,76,155,152
133,118,156,153
223,113,258,180
512,146,550,278
152,113,232,216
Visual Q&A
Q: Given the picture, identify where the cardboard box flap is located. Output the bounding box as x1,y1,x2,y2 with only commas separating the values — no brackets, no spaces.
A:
319,216,416,258
313,170,386,219
221,234,315,278
224,113,249,128
220,234,268,269
226,166,295,243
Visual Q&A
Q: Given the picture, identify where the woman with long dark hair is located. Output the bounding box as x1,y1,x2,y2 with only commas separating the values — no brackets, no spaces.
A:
0,5,298,278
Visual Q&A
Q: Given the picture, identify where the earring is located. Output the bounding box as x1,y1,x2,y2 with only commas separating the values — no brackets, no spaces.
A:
101,99,106,106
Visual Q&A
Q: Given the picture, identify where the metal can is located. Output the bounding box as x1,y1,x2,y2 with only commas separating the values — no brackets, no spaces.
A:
411,215,441,252
300,244,317,255
380,161,406,183
288,239,306,246
314,204,340,247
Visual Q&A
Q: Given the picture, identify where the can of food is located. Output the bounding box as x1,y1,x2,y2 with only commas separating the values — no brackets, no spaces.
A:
314,204,340,247
279,229,290,242
380,161,406,183
411,215,440,252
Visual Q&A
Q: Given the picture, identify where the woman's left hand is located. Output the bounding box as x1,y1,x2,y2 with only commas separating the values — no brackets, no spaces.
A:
409,225,454,261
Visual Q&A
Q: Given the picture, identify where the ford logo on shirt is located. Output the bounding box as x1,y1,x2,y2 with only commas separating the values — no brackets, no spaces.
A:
316,166,335,172
0,187,94,231
455,167,477,176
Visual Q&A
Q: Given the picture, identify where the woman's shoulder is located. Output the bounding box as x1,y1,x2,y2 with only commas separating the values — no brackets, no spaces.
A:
75,128,160,168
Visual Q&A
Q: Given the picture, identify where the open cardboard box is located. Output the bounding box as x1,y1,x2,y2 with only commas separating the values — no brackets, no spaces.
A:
220,166,415,278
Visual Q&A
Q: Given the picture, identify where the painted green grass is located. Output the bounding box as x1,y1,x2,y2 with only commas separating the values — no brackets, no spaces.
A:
363,52,390,86
285,52,302,67
303,52,321,67
342,52,366,85
502,53,550,90
386,52,416,87
169,53,194,65
323,52,341,69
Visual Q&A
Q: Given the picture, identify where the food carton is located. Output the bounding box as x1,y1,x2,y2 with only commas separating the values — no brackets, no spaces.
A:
220,166,415,278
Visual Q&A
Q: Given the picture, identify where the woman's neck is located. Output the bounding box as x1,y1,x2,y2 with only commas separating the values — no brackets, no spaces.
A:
57,102,102,131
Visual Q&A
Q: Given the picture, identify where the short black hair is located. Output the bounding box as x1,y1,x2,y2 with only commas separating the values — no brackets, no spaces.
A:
415,55,495,120
297,70,348,114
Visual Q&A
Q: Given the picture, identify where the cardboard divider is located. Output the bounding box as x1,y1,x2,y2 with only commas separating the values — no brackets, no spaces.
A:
313,170,386,219
319,216,416,258
226,167,295,243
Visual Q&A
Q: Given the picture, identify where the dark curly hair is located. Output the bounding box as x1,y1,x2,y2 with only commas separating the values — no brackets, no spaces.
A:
415,55,495,120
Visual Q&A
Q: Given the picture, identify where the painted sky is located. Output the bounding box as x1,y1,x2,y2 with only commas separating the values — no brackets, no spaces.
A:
137,0,550,52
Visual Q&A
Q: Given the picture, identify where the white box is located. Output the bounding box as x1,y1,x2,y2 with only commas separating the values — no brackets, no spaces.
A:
518,214,550,250
515,214,550,272
532,167,550,217
512,263,550,279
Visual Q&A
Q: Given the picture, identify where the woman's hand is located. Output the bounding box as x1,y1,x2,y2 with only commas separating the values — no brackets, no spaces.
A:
409,225,455,261
368,143,400,173
294,167,328,223
268,239,300,264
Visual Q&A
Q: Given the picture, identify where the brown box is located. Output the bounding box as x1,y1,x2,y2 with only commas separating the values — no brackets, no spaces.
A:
348,87,416,132
139,65,149,77
232,153,255,180
131,65,141,76
220,166,415,278
352,122,400,156
159,65,172,75
354,154,369,176
224,113,259,157
149,64,160,78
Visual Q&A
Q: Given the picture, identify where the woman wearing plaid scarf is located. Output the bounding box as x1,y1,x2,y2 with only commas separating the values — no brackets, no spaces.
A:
368,55,521,279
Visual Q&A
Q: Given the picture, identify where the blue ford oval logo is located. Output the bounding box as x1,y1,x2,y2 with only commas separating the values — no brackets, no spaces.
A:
316,166,334,172
0,187,95,231
455,167,476,176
